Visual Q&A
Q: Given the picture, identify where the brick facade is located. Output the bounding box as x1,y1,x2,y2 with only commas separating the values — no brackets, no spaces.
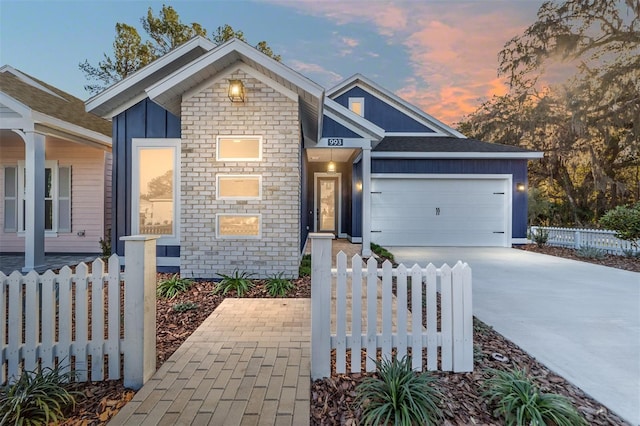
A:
180,70,301,278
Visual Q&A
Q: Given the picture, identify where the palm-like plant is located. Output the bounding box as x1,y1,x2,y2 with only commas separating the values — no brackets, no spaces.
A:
483,368,587,426
0,366,79,425
157,273,193,299
265,272,295,297
215,270,255,297
355,355,442,426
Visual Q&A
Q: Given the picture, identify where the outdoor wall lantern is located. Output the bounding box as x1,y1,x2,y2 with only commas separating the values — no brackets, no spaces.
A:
356,181,363,191
228,80,245,102
516,182,526,192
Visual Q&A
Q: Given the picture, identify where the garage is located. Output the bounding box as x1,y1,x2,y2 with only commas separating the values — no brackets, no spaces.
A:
370,175,511,247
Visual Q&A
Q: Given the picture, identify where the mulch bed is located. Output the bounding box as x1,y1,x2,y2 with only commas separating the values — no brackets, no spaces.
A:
518,244,640,272
61,246,634,425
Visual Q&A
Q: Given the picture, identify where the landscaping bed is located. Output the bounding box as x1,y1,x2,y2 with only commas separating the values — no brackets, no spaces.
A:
59,246,634,425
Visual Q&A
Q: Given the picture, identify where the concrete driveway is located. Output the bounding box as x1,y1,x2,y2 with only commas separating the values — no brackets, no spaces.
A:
389,247,639,425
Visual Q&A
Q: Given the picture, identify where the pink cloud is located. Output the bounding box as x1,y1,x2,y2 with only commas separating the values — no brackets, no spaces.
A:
289,59,343,85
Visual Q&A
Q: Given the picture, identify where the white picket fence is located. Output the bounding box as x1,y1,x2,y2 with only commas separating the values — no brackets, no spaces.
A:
1,236,158,389
530,226,638,255
309,234,473,379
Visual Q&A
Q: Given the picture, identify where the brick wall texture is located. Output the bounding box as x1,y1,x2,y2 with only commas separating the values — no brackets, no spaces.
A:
180,69,301,278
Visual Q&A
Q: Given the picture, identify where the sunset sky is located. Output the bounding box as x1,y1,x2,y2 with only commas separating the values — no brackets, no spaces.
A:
1,0,550,126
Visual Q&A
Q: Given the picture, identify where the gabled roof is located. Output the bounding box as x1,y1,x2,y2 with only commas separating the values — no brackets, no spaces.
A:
327,74,466,138
323,98,384,141
86,36,216,118
373,136,543,159
0,66,111,146
146,38,325,144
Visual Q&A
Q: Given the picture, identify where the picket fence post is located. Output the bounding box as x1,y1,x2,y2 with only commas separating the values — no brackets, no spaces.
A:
310,233,333,380
121,235,158,390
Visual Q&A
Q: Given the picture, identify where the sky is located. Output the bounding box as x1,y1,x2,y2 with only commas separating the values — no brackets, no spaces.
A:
0,0,548,126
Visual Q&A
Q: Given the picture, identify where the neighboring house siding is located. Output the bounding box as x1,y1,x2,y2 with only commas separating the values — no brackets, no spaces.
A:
111,98,180,256
104,151,112,248
180,69,301,278
322,116,361,138
0,138,105,253
371,158,529,239
333,87,435,133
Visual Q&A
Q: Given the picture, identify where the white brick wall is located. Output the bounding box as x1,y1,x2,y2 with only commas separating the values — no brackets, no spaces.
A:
180,70,301,278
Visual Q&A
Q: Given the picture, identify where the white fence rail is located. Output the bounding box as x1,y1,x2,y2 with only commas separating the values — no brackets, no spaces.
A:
530,226,638,255
0,236,158,389
310,234,473,379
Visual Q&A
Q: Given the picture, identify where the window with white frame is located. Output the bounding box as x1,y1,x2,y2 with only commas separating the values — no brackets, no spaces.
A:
216,214,261,238
131,138,180,245
3,161,71,233
216,175,262,200
349,97,365,117
216,136,262,161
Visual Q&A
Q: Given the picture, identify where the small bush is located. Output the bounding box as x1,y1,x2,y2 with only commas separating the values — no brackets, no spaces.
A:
600,202,640,250
622,248,639,258
355,355,442,426
483,368,586,426
370,242,395,262
215,270,254,297
173,301,198,313
299,254,311,277
266,272,295,297
0,366,79,425
99,235,111,257
157,274,193,299
576,245,606,259
529,228,549,247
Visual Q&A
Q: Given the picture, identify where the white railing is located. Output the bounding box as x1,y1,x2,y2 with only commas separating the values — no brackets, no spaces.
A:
309,234,473,379
530,226,638,255
0,236,158,389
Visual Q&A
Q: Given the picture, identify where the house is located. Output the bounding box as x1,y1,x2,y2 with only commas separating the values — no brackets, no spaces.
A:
0,65,112,271
85,37,542,278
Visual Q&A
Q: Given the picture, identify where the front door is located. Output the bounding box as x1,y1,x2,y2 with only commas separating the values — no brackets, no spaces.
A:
316,176,339,233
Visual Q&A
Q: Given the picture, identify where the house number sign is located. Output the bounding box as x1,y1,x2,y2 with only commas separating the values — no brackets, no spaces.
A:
327,138,344,146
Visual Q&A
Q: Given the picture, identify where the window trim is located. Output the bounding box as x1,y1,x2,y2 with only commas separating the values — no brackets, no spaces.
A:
216,213,262,239
16,160,61,236
216,136,263,162
216,174,262,200
131,138,181,245
349,97,365,117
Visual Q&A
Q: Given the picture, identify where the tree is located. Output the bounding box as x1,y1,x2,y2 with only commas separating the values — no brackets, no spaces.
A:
459,0,640,225
143,170,172,200
80,5,280,94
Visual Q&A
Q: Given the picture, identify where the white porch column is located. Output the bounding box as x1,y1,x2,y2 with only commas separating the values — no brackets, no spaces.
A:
362,145,372,257
23,131,46,272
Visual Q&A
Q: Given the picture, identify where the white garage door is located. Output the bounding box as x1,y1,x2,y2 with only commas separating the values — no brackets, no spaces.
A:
371,177,509,247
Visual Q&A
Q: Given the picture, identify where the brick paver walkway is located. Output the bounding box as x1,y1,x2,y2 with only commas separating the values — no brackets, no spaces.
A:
109,299,311,426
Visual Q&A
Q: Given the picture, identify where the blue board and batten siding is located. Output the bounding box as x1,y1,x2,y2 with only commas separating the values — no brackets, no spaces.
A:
333,87,435,133
322,115,361,138
349,158,529,240
111,98,180,268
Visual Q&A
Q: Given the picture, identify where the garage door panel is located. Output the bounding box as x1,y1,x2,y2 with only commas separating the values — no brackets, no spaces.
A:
371,177,508,247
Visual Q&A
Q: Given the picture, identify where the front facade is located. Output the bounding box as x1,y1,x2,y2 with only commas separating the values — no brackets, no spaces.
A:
0,66,112,271
86,37,541,278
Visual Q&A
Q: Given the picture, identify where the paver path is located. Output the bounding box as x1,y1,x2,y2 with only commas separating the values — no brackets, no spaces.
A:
109,299,311,426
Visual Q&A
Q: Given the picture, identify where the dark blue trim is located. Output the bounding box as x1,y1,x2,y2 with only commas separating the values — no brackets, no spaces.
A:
351,160,363,238
157,266,179,273
333,87,435,133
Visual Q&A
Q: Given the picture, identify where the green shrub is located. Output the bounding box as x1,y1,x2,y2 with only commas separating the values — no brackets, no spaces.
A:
355,355,442,426
576,245,606,259
157,274,193,299
528,227,549,247
299,254,311,277
370,242,395,262
483,368,586,426
99,235,111,257
215,270,254,297
266,272,295,297
600,202,640,250
172,301,198,313
0,366,79,425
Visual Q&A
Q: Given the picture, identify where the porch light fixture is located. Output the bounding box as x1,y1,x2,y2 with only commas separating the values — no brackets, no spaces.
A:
356,181,363,191
327,149,336,172
516,182,526,192
228,79,245,103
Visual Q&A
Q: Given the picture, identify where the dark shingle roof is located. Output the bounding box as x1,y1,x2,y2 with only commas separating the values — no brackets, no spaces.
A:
0,71,111,138
374,136,533,153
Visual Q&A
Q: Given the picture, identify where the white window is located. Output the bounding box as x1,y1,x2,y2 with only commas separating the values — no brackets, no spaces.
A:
216,175,262,200
349,97,365,117
132,138,181,245
5,161,71,234
216,136,262,161
216,214,261,239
